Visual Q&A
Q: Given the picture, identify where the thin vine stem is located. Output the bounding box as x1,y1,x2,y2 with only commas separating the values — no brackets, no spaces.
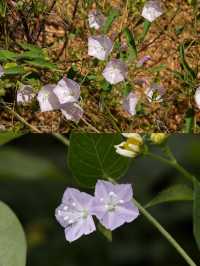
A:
147,152,195,183
133,198,197,266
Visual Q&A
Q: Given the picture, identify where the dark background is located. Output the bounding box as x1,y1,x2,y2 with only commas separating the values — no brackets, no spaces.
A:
0,134,200,266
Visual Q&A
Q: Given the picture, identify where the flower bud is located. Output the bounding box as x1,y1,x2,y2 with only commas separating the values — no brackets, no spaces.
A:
150,133,168,145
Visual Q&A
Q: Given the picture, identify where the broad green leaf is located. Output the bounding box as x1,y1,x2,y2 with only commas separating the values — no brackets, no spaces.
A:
18,42,43,53
0,148,61,180
24,59,57,70
193,179,200,250
0,201,26,266
123,27,137,60
68,134,130,187
98,223,112,242
18,50,45,61
145,184,193,208
0,50,18,62
101,9,120,34
0,132,24,145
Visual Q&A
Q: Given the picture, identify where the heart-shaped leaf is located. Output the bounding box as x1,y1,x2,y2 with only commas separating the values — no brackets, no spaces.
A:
68,134,130,187
0,201,27,266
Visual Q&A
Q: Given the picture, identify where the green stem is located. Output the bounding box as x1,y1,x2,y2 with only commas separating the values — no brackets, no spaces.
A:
147,152,195,183
52,133,70,146
133,198,197,266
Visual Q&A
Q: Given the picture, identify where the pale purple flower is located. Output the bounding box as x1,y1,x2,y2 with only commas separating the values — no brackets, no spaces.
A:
123,92,139,116
103,59,128,85
17,84,36,105
37,84,60,112
88,10,106,30
194,86,200,109
55,188,96,243
53,77,80,105
142,1,163,22
88,36,113,61
61,102,83,123
136,55,151,67
0,65,4,78
145,83,165,102
92,180,139,231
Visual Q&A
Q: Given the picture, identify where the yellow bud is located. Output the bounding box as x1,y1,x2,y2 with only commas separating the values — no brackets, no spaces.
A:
150,133,168,145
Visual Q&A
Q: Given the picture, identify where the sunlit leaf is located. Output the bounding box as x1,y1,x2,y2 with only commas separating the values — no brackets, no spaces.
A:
145,184,193,208
0,201,27,266
0,50,18,62
68,134,130,187
0,132,24,146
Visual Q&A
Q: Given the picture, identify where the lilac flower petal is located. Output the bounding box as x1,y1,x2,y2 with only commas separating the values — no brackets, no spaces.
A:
194,86,200,109
64,220,85,242
142,0,163,22
53,77,80,105
17,84,36,105
136,55,151,67
55,187,96,242
88,10,106,30
145,83,165,102
100,212,125,231
103,59,128,85
123,92,139,116
95,180,115,200
88,36,113,61
116,202,139,222
0,65,4,78
37,84,60,112
114,184,133,202
61,102,83,123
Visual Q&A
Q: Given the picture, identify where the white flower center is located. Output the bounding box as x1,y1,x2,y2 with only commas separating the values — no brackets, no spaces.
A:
103,191,124,212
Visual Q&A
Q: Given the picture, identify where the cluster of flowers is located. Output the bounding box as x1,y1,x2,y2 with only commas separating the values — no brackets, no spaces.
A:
0,1,200,120
88,1,167,116
114,133,167,157
55,180,139,242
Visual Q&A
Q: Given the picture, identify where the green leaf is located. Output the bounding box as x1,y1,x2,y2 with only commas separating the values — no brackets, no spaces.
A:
98,223,112,242
0,50,18,62
101,8,120,34
178,43,196,80
193,179,200,250
4,66,26,75
0,132,24,145
24,59,57,70
139,19,151,42
0,201,26,266
68,134,130,187
0,0,7,17
182,109,195,133
18,50,45,61
0,148,61,180
18,43,43,53
123,27,137,60
145,184,193,208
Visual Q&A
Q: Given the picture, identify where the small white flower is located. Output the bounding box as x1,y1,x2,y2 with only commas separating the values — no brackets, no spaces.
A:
145,83,165,102
88,10,106,30
114,134,143,158
123,92,139,116
61,102,83,123
0,65,4,78
142,0,163,22
17,84,36,105
37,84,60,112
53,77,80,105
103,59,128,85
88,36,113,61
194,86,200,109
122,133,143,144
